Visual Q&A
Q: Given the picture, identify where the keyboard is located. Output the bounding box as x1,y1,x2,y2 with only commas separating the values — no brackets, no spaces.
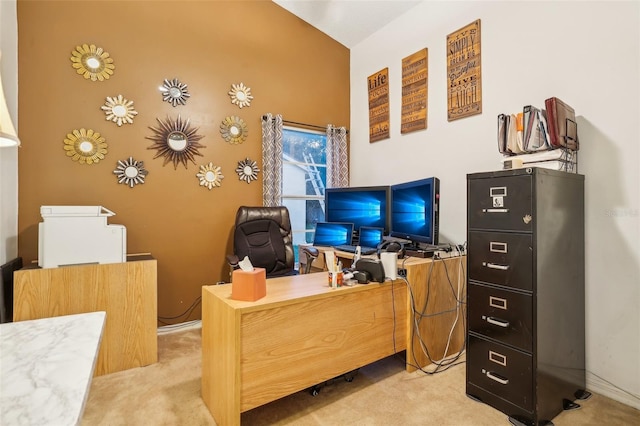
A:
333,244,378,255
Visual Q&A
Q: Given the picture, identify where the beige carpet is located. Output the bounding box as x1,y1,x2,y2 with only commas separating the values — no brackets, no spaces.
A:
82,328,639,425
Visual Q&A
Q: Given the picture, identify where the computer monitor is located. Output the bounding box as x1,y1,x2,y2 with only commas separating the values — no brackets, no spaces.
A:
324,186,390,236
358,226,384,248
312,222,354,247
389,177,440,246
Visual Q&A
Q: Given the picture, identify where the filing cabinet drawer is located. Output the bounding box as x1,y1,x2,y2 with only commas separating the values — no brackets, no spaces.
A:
468,231,533,291
468,334,533,411
468,283,533,352
468,174,533,232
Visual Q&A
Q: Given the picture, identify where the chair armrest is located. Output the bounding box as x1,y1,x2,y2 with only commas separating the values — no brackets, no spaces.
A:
226,254,240,268
300,246,319,274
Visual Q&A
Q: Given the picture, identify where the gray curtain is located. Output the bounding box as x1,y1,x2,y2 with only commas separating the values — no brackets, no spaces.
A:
326,125,349,188
261,113,283,206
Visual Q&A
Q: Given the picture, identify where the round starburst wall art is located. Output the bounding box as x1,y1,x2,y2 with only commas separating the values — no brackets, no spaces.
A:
160,78,190,107
228,82,253,108
236,158,259,184
69,44,115,81
102,95,138,126
63,128,107,164
146,115,206,169
220,116,248,145
113,157,148,188
196,162,224,190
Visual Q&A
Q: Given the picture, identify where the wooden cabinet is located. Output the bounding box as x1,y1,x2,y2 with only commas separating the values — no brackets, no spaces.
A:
13,256,157,376
466,168,588,425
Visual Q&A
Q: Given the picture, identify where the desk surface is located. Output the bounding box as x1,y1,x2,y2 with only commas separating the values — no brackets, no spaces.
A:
0,311,105,426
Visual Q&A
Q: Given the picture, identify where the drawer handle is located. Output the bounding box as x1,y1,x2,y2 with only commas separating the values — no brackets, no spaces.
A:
486,316,509,328
483,262,509,271
486,371,509,385
482,208,509,213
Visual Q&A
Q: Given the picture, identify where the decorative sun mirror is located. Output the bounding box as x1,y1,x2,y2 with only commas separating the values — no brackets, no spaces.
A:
196,162,224,190
159,78,190,107
236,158,259,183
146,115,205,169
63,128,107,164
114,157,148,188
228,82,253,108
70,44,115,81
220,116,248,144
102,95,138,126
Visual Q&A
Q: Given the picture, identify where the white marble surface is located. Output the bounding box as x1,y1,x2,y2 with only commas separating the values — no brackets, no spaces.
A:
0,311,106,426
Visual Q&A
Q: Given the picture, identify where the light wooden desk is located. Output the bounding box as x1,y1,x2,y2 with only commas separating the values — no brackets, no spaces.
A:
202,273,408,426
301,247,467,370
13,256,157,376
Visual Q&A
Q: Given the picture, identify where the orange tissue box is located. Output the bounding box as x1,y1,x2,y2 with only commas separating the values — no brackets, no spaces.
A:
231,268,266,301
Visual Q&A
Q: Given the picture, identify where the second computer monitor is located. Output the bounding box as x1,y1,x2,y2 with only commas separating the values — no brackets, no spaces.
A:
324,186,390,235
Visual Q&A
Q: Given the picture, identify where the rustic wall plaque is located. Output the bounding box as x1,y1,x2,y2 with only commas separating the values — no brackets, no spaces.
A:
368,67,390,142
447,19,482,121
401,48,428,134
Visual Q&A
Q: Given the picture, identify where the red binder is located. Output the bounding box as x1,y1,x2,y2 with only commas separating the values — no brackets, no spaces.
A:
544,97,579,150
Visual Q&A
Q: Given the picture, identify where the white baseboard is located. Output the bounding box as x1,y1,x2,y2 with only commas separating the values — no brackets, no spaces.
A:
157,320,202,335
586,371,640,410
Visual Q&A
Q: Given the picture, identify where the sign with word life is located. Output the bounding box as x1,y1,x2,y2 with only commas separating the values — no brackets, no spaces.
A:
447,19,482,121
401,49,428,134
368,68,390,142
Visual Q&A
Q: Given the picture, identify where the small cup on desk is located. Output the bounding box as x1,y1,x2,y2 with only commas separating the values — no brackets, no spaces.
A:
328,270,344,288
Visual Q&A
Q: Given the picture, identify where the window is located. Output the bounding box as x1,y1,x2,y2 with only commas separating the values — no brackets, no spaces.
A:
281,127,327,262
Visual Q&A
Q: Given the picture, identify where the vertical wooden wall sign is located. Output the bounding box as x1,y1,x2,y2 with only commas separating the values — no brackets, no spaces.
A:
447,19,482,121
368,68,390,142
401,49,428,134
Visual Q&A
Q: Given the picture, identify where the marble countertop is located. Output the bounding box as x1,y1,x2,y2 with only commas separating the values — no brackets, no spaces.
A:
0,311,106,426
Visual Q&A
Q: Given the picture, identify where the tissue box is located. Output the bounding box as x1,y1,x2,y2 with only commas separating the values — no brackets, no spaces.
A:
231,268,266,301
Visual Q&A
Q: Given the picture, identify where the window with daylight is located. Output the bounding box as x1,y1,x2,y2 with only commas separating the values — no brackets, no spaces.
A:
281,127,327,262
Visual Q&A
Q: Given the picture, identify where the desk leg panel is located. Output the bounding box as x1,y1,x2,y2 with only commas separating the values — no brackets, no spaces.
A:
202,286,241,426
405,257,467,371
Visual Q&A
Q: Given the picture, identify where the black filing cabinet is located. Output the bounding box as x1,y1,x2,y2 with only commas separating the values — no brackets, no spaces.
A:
466,168,588,426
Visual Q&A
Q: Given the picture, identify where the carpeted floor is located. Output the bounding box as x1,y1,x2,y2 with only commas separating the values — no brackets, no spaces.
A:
82,327,639,425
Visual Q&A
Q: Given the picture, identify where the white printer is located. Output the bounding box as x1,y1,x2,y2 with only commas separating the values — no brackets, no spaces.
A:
38,206,127,268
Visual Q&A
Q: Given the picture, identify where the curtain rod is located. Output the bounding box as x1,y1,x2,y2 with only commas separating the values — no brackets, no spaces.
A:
261,116,349,134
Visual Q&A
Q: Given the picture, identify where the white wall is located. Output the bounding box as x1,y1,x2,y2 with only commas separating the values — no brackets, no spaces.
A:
0,0,19,265
350,0,639,409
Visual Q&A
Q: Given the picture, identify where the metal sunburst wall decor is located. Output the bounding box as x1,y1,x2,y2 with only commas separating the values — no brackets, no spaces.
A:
113,157,148,188
228,82,253,108
102,95,138,126
69,43,115,81
63,128,108,164
146,115,205,169
196,162,224,190
236,158,259,184
160,78,190,107
219,116,248,145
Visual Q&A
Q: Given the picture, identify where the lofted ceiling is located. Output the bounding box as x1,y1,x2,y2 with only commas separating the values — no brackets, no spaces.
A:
272,0,422,48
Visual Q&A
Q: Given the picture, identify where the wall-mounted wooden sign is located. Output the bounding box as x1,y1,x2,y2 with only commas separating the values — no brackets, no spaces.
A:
368,67,390,142
447,19,482,121
401,48,428,134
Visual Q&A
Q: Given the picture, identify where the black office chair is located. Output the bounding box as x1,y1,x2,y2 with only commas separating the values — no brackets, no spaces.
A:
226,206,319,277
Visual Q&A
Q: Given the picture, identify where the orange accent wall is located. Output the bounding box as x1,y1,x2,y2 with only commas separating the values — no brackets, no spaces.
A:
16,0,349,323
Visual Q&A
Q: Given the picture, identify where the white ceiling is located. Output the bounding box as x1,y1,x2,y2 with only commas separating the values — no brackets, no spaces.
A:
272,0,422,48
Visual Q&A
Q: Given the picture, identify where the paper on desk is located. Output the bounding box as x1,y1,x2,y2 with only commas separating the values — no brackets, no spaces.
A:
239,256,254,271
325,251,337,272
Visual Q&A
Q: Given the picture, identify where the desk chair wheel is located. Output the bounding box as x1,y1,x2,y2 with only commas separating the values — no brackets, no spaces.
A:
308,370,358,396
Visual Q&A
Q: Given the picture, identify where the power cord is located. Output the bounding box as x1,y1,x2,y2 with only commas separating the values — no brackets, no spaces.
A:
157,296,202,325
